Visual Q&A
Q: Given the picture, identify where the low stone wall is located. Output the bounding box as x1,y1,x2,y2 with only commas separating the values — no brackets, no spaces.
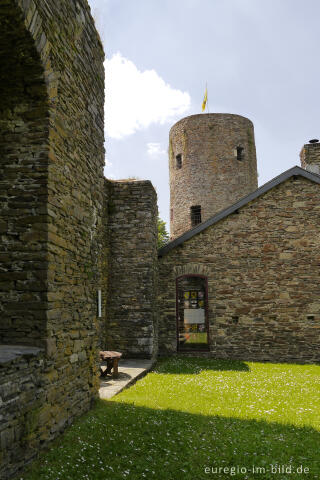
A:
104,179,158,358
0,344,100,480
0,347,46,479
158,176,320,363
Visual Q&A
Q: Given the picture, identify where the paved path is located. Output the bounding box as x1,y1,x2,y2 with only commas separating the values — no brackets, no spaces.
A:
99,358,154,400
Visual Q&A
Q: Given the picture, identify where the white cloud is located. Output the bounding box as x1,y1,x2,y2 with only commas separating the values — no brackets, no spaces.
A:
105,53,191,139
104,165,116,179
147,142,166,156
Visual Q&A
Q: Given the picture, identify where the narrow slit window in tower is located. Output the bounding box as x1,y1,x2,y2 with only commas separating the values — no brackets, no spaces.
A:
176,154,182,169
190,205,201,226
236,146,244,161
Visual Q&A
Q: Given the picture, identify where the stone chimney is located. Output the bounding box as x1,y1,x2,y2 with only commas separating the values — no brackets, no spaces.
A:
300,139,320,174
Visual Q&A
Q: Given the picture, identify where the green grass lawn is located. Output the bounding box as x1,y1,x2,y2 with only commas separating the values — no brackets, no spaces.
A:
22,357,320,480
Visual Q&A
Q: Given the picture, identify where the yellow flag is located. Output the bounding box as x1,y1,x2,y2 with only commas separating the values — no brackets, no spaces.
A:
202,86,207,112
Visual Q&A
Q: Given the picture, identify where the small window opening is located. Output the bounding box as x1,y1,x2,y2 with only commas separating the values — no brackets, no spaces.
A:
170,208,173,221
307,315,315,321
236,146,244,161
254,317,263,322
176,154,182,169
190,205,201,226
232,316,239,324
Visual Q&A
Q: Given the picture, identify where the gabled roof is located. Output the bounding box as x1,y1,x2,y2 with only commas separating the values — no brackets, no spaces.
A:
158,166,320,257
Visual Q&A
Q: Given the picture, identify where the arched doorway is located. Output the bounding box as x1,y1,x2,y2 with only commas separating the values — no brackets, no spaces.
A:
176,275,209,351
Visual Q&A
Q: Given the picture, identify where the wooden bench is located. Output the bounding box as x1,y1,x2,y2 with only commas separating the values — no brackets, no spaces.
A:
99,350,122,379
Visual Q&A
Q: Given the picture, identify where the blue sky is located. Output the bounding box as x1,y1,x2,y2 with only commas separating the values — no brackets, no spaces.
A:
88,0,320,226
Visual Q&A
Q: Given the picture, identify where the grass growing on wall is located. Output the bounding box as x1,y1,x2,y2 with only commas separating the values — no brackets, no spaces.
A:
22,357,320,479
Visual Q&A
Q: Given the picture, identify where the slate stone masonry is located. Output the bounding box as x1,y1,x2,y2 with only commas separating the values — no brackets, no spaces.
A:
1,1,320,478
0,1,105,478
169,114,258,239
300,141,320,173
159,175,320,363
0,0,50,347
105,179,158,359
0,347,45,476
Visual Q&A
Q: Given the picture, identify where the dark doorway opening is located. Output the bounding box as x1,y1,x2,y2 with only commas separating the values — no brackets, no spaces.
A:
176,275,209,351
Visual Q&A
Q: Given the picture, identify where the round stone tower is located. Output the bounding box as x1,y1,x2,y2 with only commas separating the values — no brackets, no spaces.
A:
169,113,258,239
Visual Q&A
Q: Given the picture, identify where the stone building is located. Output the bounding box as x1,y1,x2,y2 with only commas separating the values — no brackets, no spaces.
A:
169,114,258,238
104,179,158,358
1,1,320,478
0,1,157,477
158,114,320,364
0,1,105,477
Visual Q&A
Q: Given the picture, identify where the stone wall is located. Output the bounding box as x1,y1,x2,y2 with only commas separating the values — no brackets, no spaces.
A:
0,1,105,478
0,347,45,478
104,179,158,358
0,344,101,479
169,114,258,239
158,176,320,363
0,0,50,346
42,0,105,385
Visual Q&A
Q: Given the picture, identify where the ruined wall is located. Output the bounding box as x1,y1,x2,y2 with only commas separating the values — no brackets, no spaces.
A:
0,0,50,346
159,176,320,363
42,0,105,419
0,347,45,476
169,114,258,239
105,179,158,358
0,1,105,478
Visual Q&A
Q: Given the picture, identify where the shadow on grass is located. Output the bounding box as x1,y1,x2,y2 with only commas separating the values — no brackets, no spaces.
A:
155,356,250,374
22,399,320,480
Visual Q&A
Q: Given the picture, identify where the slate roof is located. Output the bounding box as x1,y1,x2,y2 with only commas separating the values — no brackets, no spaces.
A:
158,166,320,257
